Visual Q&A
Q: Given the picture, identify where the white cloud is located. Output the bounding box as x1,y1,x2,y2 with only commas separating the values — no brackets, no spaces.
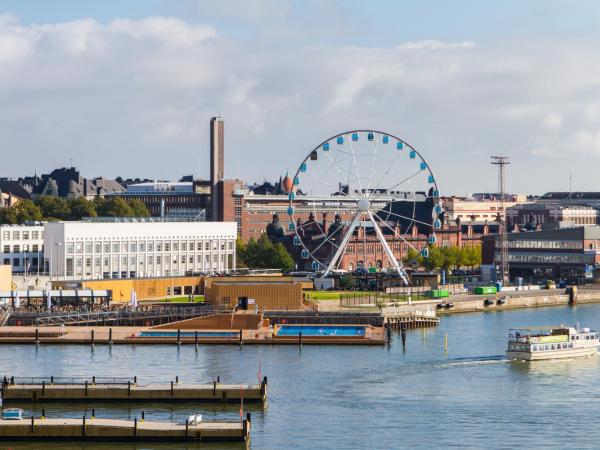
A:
1,14,600,192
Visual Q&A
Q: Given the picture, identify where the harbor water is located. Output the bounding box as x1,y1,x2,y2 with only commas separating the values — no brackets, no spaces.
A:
3,304,600,449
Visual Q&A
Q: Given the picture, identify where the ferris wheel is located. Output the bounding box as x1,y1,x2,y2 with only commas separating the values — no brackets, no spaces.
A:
286,130,442,284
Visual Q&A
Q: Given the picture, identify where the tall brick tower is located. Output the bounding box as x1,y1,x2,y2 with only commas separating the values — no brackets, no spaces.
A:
210,116,224,221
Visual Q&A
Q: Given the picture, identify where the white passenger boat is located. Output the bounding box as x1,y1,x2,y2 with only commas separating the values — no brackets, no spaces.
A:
2,408,23,420
506,325,599,361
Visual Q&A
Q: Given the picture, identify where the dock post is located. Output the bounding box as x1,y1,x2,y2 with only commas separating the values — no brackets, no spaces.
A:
31,416,34,433
171,381,174,396
35,328,39,346
177,329,181,347
239,329,243,347
261,376,267,397
50,376,53,385
92,376,96,385
134,417,137,439
134,376,137,384
195,331,198,351
10,376,14,385
42,380,45,396
109,327,113,346
176,375,179,384
82,416,86,437
401,324,406,348
141,411,144,422
299,331,303,349
217,376,220,383
85,380,88,396
42,409,45,420
444,332,448,352
91,408,95,419
185,418,189,436
128,380,131,396
91,329,95,348
213,380,216,397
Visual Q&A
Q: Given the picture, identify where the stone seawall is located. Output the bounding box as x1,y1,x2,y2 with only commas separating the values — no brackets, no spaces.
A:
438,291,600,315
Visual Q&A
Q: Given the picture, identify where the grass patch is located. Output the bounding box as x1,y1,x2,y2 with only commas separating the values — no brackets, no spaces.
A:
163,295,206,303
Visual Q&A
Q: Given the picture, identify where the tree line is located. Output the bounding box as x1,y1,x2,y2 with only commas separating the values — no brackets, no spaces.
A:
404,244,482,271
236,236,295,272
0,196,150,224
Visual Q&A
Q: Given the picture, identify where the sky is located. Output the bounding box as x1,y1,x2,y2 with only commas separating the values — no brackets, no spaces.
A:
1,0,600,195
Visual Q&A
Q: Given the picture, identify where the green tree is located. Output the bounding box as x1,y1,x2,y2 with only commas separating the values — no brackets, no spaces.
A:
238,236,295,272
0,207,17,224
96,197,133,217
67,197,97,220
273,242,295,272
35,196,69,220
403,247,423,268
339,275,355,290
14,200,43,223
426,245,445,271
235,238,248,268
128,199,150,217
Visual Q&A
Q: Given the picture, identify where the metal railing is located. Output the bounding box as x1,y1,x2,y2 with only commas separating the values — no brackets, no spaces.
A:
3,375,132,385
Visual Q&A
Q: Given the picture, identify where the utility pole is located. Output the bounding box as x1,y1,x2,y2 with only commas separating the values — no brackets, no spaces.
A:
491,155,511,285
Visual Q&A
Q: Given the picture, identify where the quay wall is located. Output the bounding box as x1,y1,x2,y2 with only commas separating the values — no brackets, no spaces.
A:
438,291,600,314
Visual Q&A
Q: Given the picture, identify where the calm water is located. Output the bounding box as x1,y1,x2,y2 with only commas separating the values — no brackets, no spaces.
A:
2,304,600,449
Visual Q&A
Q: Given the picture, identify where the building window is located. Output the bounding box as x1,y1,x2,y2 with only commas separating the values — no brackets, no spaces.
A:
3,258,9,265
85,242,92,253
95,242,102,253
13,245,19,253
12,231,19,240
3,245,9,253
32,231,39,239
103,242,110,253
22,231,29,240
66,243,74,254
2,231,9,240
13,258,20,266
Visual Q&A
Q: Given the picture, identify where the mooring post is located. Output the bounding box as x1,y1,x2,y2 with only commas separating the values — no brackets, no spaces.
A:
35,328,39,346
128,380,131,396
41,408,45,419
444,332,448,352
195,330,198,351
185,418,189,435
91,329,95,347
42,380,45,395
50,376,53,385
10,376,14,385
108,327,113,346
91,408,95,419
85,380,88,396
239,329,243,347
213,380,216,396
401,324,407,348
177,329,181,347
31,415,34,433
171,380,174,396
141,411,145,421
299,331,303,349
134,376,137,384
82,415,86,437
217,376,220,383
176,375,179,384
134,417,137,439
261,376,268,397
92,376,95,385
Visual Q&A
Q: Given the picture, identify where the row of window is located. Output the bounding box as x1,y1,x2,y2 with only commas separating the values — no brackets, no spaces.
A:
498,253,593,264
497,240,581,249
3,257,40,268
65,240,235,255
1,230,43,241
2,245,42,253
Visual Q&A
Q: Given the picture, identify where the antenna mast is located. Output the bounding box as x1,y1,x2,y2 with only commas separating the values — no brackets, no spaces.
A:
491,155,511,285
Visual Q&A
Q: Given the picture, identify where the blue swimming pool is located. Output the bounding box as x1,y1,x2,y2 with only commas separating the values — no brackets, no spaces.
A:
276,325,365,337
138,331,239,338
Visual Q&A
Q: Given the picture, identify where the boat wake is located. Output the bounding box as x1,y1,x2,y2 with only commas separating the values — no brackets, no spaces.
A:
433,355,509,368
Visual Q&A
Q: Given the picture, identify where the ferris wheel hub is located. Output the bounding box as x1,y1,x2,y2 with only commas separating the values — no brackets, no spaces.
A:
357,197,370,212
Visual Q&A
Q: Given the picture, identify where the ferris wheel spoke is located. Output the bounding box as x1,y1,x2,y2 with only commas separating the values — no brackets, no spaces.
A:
311,228,342,254
306,171,349,197
348,138,364,193
369,150,404,197
372,211,420,253
365,135,380,194
370,169,422,202
320,151,361,192
377,208,433,229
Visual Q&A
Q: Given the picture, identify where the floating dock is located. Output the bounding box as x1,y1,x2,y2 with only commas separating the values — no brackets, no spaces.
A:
0,416,250,442
1,377,267,403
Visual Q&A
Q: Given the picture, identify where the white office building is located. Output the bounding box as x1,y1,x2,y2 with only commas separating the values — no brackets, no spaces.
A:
44,221,237,280
0,223,45,274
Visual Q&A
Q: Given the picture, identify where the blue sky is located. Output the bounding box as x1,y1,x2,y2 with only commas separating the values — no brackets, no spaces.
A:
1,1,600,194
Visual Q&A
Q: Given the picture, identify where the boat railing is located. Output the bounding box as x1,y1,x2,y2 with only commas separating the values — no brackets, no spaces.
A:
3,376,132,386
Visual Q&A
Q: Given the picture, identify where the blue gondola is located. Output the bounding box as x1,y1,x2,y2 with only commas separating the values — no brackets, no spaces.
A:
293,235,301,245
367,132,374,141
409,150,416,159
428,234,437,244
432,190,439,198
288,192,295,200
337,136,344,145
434,219,441,229
288,222,296,231
323,142,330,151
300,163,307,173
294,176,300,185
428,175,435,183
421,248,429,258
287,206,294,215
312,261,319,270
352,132,359,141
396,142,404,150
301,249,309,259
420,161,427,170
435,204,442,214
383,135,389,144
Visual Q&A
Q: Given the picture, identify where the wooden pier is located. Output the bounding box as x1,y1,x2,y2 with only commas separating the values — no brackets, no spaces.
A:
385,313,440,330
0,416,250,442
1,376,267,404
